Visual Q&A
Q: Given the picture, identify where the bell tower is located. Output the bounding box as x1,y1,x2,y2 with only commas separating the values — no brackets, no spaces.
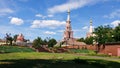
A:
63,9,73,40
86,19,93,38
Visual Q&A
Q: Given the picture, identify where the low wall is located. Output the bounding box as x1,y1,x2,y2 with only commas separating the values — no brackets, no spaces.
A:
64,44,120,56
99,45,120,56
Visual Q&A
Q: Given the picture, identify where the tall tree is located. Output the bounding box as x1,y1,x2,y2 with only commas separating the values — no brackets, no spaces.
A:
13,34,18,42
33,37,43,48
85,37,94,45
94,25,112,44
5,33,13,45
113,24,120,42
93,25,112,51
48,38,57,47
43,39,48,45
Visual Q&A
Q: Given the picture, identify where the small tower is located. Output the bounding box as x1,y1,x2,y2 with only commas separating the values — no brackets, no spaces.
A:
63,9,73,40
86,19,93,38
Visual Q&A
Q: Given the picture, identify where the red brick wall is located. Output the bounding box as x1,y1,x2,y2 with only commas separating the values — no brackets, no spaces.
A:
99,45,120,56
64,44,120,56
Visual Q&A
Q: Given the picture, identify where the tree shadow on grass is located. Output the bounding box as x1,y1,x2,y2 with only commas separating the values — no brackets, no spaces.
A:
0,59,120,68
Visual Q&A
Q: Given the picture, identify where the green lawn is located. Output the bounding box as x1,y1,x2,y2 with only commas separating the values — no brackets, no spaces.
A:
0,52,120,68
0,46,35,53
69,49,95,54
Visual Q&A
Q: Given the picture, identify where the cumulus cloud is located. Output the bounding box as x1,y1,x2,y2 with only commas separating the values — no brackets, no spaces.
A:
0,8,14,16
47,14,54,17
44,31,56,35
31,20,65,28
35,14,53,19
82,26,88,30
48,0,99,14
10,17,24,25
111,20,120,27
104,9,120,19
35,14,46,19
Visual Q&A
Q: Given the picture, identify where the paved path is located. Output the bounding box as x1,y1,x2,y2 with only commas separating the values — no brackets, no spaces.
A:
74,54,120,62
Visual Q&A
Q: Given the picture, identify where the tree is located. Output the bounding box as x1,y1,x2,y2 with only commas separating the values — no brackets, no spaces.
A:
48,38,57,47
77,38,84,42
93,25,113,51
13,34,18,42
5,33,13,45
33,37,43,48
93,25,113,45
84,37,94,45
113,24,120,42
43,39,48,45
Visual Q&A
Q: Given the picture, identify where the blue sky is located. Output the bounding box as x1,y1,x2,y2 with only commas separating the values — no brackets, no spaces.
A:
0,0,120,41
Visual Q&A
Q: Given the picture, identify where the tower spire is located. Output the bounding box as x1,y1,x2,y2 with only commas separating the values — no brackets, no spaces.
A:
89,18,93,33
90,18,92,26
67,8,70,21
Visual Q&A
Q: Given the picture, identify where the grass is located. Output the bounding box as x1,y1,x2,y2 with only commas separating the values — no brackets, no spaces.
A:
0,46,35,53
0,52,120,68
0,46,120,68
69,49,95,54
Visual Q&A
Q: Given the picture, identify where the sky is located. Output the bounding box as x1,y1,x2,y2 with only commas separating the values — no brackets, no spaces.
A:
0,0,120,41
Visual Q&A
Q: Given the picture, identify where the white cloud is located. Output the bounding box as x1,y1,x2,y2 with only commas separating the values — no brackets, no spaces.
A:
35,14,43,17
31,20,65,28
35,14,46,19
10,17,24,25
104,9,120,19
35,14,53,19
111,20,120,27
82,26,88,30
44,31,56,35
48,0,99,14
0,8,14,16
47,14,54,17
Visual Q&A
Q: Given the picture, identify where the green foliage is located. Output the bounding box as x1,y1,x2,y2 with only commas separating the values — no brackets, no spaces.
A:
0,46,35,53
85,37,94,45
33,37,43,48
13,34,18,42
77,38,84,42
93,25,113,44
33,37,57,48
48,38,57,47
113,24,120,42
93,24,120,44
5,33,13,45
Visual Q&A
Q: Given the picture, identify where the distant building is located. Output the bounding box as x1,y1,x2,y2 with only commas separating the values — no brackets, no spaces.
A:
16,33,26,46
0,39,6,45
